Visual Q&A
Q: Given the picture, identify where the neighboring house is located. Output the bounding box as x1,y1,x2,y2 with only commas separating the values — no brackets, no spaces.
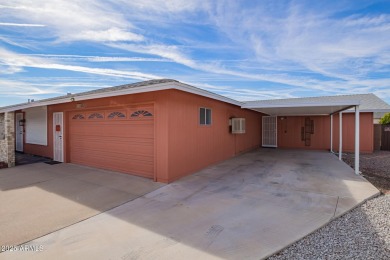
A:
0,79,389,182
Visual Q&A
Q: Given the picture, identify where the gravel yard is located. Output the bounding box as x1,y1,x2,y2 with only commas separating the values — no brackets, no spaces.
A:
343,151,390,194
268,195,390,259
268,151,390,259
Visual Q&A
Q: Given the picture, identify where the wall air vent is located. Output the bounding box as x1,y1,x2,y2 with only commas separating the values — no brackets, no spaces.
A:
231,118,246,134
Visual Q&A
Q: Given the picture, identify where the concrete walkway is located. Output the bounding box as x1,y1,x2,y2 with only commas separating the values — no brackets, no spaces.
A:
0,163,164,246
0,149,379,259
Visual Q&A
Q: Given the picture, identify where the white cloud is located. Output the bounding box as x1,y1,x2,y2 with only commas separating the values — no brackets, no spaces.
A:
0,79,59,96
0,0,143,43
68,27,144,42
0,36,37,50
28,54,170,62
0,22,45,27
206,2,390,79
0,1,389,102
191,82,296,101
0,64,24,74
0,47,160,80
110,0,210,14
0,78,119,106
110,43,198,68
109,43,354,93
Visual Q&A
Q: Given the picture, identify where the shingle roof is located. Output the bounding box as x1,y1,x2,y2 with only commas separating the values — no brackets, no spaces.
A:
69,79,178,97
27,79,178,103
0,79,178,111
243,93,390,112
0,79,242,112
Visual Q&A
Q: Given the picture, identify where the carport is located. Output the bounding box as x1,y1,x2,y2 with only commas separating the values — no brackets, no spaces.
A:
242,99,361,174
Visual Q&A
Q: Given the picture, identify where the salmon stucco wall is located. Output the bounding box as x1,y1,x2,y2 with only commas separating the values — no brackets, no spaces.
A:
21,89,262,183
277,112,373,153
165,90,262,183
23,143,52,158
332,112,373,153
21,90,171,181
278,116,331,150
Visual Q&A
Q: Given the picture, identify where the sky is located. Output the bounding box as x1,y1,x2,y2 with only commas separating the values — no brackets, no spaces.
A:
0,0,389,106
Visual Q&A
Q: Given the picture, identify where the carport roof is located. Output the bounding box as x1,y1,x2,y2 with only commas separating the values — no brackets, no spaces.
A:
242,93,390,116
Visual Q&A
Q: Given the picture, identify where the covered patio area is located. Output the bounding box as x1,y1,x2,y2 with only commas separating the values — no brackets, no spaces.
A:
242,97,362,174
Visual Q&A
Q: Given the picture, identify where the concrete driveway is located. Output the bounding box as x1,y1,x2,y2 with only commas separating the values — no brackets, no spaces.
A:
0,149,379,259
0,163,164,246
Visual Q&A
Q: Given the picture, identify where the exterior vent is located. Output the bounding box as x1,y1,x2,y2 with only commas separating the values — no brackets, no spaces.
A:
231,118,246,134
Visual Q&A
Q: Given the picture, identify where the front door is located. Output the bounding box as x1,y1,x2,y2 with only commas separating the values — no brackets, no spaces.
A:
15,113,24,152
53,112,64,162
262,116,277,147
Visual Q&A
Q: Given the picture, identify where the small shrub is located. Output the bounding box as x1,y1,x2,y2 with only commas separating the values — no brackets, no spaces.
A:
379,112,390,125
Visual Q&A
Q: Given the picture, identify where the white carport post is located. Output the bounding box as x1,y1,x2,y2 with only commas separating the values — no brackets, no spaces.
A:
330,114,333,153
355,105,360,175
338,112,342,161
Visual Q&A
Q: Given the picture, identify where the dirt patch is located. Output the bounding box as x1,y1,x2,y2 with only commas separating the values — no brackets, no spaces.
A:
343,151,390,194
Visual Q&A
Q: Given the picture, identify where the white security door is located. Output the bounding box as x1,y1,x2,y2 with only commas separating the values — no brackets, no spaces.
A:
262,116,277,147
15,113,24,152
53,112,64,162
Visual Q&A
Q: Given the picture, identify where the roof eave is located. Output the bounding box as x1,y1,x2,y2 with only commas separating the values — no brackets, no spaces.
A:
241,101,361,109
0,81,243,113
342,109,390,113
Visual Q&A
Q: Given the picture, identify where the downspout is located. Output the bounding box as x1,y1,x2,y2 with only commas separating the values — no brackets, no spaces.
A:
330,114,333,153
339,112,343,161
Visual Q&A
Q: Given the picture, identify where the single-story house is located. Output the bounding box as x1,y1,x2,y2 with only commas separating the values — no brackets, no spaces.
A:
1,79,389,182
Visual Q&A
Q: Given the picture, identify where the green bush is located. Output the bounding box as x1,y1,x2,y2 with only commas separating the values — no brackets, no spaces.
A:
379,112,390,125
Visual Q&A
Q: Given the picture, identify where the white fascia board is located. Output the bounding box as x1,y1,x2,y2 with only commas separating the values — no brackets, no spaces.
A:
342,109,390,113
259,113,331,116
0,82,243,113
242,100,360,109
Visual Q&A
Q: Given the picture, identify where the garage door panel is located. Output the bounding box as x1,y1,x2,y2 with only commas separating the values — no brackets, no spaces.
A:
71,153,153,174
69,107,155,178
70,130,154,139
71,154,153,177
71,150,153,164
69,123,153,138
71,136,153,147
70,133,154,143
70,140,154,156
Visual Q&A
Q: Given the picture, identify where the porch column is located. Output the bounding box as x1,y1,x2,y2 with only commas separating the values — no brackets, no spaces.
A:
330,114,333,152
355,105,360,175
0,112,15,167
339,112,342,160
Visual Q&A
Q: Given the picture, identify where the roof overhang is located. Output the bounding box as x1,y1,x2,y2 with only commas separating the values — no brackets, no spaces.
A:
242,101,361,116
0,81,243,113
350,109,390,113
